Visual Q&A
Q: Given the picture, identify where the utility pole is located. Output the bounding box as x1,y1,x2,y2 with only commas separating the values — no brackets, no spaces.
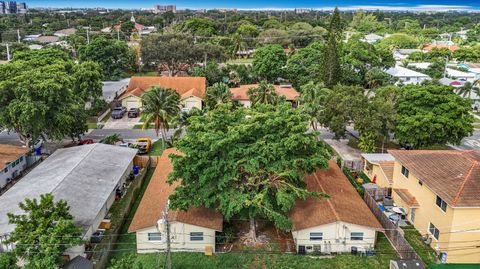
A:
157,200,172,269
5,43,11,61
16,29,21,43
86,27,90,44
117,29,120,41
443,56,449,78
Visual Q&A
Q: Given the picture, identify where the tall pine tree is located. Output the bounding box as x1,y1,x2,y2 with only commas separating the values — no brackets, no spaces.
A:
322,7,343,87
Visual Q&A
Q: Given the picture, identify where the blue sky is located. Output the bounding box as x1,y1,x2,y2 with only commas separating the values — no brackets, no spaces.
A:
27,0,479,10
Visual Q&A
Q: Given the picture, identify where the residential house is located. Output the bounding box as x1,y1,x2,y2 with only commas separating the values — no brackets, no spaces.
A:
0,144,137,258
455,29,469,40
386,150,480,264
422,43,459,53
385,66,431,85
0,144,30,191
457,63,480,79
361,33,383,44
128,148,223,253
54,28,76,37
393,49,422,61
362,153,395,189
407,62,432,70
230,84,299,108
445,68,476,83
119,76,207,111
289,160,383,254
36,35,60,44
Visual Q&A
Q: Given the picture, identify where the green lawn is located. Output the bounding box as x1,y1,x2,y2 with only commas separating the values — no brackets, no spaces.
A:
430,264,480,269
148,140,166,156
401,225,439,266
225,58,253,65
108,167,156,263
86,122,97,129
133,123,154,129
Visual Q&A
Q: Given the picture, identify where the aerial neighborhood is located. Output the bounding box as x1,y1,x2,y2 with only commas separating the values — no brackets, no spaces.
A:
1,2,480,269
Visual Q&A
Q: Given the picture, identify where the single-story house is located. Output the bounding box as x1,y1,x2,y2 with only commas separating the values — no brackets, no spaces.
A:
361,33,383,44
422,44,458,53
392,49,422,61
119,76,207,111
289,160,383,254
0,144,137,258
230,84,299,108
385,66,431,85
36,35,60,44
445,68,476,83
128,148,223,254
362,153,395,189
0,144,30,191
54,28,77,37
407,62,432,70
439,77,464,88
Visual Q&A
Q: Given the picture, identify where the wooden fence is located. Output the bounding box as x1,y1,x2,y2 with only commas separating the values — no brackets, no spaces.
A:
364,188,423,261
134,155,159,168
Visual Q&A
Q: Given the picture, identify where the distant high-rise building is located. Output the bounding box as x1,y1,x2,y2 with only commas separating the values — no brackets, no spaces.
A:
153,4,176,14
0,1,27,14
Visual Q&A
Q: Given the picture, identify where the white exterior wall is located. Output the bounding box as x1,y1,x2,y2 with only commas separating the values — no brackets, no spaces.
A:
396,76,429,85
0,154,27,189
121,96,142,110
181,96,202,110
237,100,252,108
136,222,217,254
291,221,377,254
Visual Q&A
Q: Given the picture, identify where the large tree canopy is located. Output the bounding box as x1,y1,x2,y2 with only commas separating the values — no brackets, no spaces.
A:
252,44,287,82
6,194,82,269
395,84,474,148
0,49,92,146
78,37,134,80
168,103,331,232
285,42,324,89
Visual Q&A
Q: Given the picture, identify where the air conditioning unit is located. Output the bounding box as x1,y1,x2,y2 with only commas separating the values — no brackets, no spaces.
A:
313,245,321,254
421,235,432,245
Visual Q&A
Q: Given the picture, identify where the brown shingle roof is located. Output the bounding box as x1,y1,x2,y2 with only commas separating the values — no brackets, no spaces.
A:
0,144,29,171
289,160,382,231
394,188,420,207
119,76,206,100
379,161,395,185
230,84,299,101
128,148,223,233
389,150,480,207
36,36,59,44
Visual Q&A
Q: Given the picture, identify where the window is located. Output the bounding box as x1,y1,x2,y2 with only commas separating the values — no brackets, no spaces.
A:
11,162,15,168
309,232,323,241
401,166,409,178
3,167,7,173
436,196,447,212
147,232,162,241
350,232,364,241
190,232,204,241
19,156,23,162
429,223,440,240
15,159,19,165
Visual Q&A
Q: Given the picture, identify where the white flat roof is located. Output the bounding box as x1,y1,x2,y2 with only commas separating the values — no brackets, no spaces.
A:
0,144,137,236
361,153,395,164
446,68,476,78
386,66,430,78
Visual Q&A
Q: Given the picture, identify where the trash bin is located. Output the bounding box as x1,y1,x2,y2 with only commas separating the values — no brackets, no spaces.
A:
35,147,41,156
133,165,140,175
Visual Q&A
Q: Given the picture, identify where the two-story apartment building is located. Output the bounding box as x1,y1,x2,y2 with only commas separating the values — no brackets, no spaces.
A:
0,144,30,191
387,150,480,264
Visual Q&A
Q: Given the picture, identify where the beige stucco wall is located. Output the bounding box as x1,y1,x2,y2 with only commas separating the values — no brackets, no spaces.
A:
135,222,217,254
391,161,480,263
181,96,202,110
291,221,377,254
363,163,391,189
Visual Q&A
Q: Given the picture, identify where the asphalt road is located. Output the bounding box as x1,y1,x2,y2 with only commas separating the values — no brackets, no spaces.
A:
82,129,170,141
450,129,480,150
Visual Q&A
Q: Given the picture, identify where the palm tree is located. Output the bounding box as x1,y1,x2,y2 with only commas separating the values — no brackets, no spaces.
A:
457,82,473,99
141,86,180,142
205,82,232,109
247,80,279,106
298,82,331,130
100,133,123,145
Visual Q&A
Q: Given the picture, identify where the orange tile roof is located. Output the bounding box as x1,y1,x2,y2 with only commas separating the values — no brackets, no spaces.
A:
0,144,29,171
289,160,382,231
128,148,223,233
379,161,395,185
230,84,299,101
422,44,459,52
120,76,207,100
389,150,480,207
394,188,420,207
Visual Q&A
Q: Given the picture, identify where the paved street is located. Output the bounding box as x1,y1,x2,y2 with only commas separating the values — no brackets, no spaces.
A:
82,129,169,141
102,115,141,129
450,129,480,150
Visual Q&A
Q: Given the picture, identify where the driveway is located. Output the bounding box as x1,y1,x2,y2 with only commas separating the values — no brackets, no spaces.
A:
102,115,141,129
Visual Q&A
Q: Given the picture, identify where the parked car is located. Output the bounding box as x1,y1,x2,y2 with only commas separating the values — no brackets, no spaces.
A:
128,108,140,118
111,107,127,119
136,138,152,154
78,139,94,145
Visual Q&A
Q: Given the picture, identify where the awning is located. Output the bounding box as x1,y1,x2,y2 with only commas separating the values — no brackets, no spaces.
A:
394,189,420,207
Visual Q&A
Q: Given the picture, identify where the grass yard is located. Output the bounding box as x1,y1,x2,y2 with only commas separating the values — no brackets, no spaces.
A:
430,264,480,269
108,167,156,264
225,58,253,65
401,225,439,266
133,123,154,129
86,122,97,129
148,140,166,156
